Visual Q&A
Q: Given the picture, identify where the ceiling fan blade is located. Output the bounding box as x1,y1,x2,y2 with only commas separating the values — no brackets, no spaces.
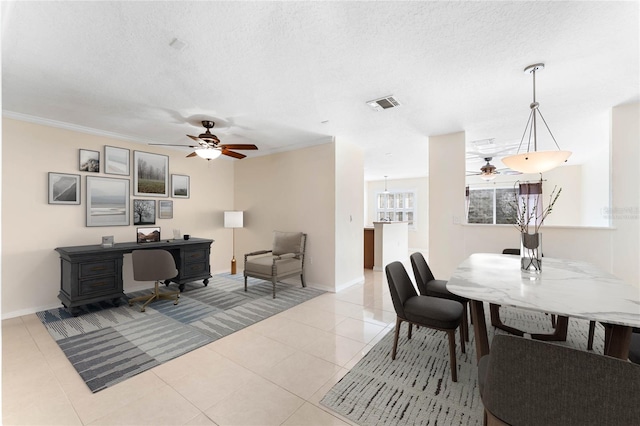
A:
187,134,202,142
219,144,258,150
186,152,198,158
221,149,246,159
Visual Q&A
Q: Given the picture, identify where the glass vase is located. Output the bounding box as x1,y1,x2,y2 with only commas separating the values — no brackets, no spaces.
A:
521,232,542,273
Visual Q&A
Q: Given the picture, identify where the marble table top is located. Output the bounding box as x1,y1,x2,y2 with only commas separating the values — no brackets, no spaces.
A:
447,253,640,328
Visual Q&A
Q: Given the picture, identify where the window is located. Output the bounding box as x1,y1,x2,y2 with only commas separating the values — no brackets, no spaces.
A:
467,187,517,225
376,191,416,228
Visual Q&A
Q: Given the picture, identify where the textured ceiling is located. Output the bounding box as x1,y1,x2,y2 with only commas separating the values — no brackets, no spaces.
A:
2,1,638,180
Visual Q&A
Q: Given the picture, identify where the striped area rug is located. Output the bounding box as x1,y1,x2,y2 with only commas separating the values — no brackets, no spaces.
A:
37,274,324,392
320,307,605,426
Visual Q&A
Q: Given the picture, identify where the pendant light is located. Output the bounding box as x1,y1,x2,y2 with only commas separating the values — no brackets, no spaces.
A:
502,63,571,174
383,175,389,193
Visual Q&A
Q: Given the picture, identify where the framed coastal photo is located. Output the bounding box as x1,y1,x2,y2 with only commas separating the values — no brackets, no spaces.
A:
137,227,161,243
134,151,169,197
104,146,130,175
171,174,190,198
133,199,156,225
79,149,100,172
48,172,80,205
158,200,173,219
86,176,130,227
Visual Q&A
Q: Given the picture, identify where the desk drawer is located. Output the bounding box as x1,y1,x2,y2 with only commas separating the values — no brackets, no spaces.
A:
79,276,118,296
184,249,207,264
80,260,117,278
182,262,207,277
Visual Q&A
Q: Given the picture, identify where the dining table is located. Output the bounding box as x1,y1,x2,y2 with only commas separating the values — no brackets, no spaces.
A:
447,253,640,361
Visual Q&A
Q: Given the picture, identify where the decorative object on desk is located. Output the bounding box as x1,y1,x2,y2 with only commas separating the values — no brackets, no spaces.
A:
86,176,130,227
48,172,80,205
104,145,130,176
183,234,190,240
79,148,100,172
513,180,561,273
320,307,603,426
36,274,325,392
171,174,190,198
133,150,169,197
137,226,161,243
101,236,114,248
172,228,181,239
133,199,156,225
158,200,173,219
502,63,571,174
224,211,244,274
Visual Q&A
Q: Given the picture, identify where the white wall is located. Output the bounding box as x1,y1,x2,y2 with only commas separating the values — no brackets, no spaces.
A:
233,141,339,292
1,118,236,318
335,138,365,290
366,177,429,252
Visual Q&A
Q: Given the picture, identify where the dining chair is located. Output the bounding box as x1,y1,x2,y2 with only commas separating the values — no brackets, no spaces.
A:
385,261,465,382
128,249,179,312
478,334,640,425
410,252,469,342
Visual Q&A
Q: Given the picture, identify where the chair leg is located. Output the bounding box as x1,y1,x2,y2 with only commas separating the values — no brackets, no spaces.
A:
459,323,466,354
462,303,469,342
272,277,277,299
392,317,402,360
300,272,306,288
408,323,413,340
244,275,248,292
447,329,458,382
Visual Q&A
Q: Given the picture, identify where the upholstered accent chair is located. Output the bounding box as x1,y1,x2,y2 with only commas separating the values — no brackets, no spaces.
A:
128,249,179,312
244,231,307,298
478,334,640,425
410,252,470,342
385,261,465,382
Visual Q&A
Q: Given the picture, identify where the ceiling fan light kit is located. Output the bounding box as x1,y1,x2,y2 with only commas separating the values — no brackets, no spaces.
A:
502,63,572,174
195,148,222,160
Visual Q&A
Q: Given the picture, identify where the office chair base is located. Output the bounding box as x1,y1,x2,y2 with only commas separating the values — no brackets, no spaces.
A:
128,281,179,312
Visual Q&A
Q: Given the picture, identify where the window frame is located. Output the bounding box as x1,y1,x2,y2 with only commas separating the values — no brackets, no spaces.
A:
375,190,417,230
466,186,518,225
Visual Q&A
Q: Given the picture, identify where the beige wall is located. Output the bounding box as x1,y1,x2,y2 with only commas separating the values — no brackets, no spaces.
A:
1,118,235,318
366,177,429,252
233,140,340,292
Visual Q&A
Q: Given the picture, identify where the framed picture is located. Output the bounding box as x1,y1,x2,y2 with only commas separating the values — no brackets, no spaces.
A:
158,200,173,219
134,151,169,197
86,176,130,227
104,146,130,175
137,227,161,243
48,172,80,204
133,199,156,225
171,174,190,198
79,149,100,172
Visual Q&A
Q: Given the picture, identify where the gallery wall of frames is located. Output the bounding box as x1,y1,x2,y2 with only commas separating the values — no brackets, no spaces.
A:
47,145,190,236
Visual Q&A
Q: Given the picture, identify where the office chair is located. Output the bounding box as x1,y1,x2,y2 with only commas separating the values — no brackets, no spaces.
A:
128,249,179,312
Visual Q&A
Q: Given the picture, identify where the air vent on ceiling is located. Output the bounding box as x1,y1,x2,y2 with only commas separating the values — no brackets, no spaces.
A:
366,95,401,111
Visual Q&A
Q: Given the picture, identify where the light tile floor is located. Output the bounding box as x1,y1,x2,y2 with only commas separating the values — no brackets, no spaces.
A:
2,269,397,425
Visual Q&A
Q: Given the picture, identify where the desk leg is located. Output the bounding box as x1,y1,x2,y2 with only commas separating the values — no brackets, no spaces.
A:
605,325,631,360
471,300,489,363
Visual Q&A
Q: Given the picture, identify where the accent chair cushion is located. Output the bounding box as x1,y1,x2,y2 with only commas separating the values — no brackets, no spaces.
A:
272,231,303,256
245,255,302,276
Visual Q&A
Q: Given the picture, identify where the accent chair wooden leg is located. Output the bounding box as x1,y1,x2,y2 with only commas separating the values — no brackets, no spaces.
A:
392,317,402,360
459,323,466,354
272,277,277,299
244,275,248,292
408,323,413,340
300,273,306,287
447,329,458,382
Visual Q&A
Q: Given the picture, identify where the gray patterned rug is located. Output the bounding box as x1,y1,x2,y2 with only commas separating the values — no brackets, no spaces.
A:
37,274,324,392
320,307,605,426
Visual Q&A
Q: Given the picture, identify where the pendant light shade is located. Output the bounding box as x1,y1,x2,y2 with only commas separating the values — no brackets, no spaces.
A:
502,63,571,174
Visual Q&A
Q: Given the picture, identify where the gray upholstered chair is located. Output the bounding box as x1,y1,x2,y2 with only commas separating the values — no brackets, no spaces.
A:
244,231,307,298
128,249,179,312
478,334,640,426
385,261,465,382
410,252,470,342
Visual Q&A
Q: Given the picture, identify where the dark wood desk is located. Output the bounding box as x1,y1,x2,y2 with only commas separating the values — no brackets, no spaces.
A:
55,238,213,315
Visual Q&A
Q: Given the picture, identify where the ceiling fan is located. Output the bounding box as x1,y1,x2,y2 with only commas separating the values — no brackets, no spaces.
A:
466,157,522,181
150,120,258,160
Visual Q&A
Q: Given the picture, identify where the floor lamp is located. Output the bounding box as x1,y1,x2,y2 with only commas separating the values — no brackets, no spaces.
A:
224,211,244,274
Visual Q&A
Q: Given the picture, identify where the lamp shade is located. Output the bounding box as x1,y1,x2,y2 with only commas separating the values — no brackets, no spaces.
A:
502,150,571,174
224,211,244,228
195,148,222,160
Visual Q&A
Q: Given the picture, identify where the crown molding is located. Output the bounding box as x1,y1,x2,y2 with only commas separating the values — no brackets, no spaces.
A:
2,110,155,145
